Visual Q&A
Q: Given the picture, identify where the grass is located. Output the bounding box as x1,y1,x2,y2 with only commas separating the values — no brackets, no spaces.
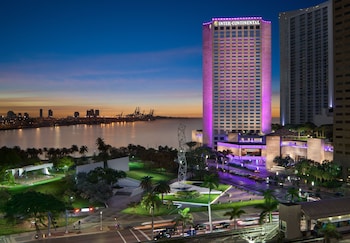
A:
126,162,176,182
163,194,220,204
5,175,65,194
1,160,265,235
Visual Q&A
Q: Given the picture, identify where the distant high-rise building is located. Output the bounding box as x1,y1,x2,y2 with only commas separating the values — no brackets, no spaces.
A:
86,109,94,117
40,109,43,118
48,109,53,118
202,17,272,148
333,0,350,180
74,111,79,118
6,110,16,119
95,109,100,117
279,1,333,126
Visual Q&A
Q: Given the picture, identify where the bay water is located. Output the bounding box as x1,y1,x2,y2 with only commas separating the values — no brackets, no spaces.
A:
0,118,202,156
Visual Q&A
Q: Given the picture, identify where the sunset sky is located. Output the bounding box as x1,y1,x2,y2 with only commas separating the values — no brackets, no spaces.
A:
0,0,324,119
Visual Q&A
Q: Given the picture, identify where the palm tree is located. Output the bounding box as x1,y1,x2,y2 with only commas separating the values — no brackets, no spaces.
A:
286,187,300,203
202,173,219,232
141,192,162,239
320,222,342,243
223,206,246,229
153,180,171,203
255,189,278,224
70,144,79,157
173,207,194,236
140,176,153,193
96,137,111,168
79,145,88,157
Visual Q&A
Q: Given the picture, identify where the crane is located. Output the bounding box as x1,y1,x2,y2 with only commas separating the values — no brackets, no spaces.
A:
177,123,187,182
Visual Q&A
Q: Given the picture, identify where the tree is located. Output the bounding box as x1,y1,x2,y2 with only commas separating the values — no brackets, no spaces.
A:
320,222,342,243
79,145,88,157
223,206,246,229
75,167,125,208
96,137,111,168
202,173,219,232
56,157,74,172
140,176,153,193
3,191,65,225
70,144,79,157
255,189,279,224
76,177,113,208
153,180,171,202
103,168,126,186
141,192,162,239
285,187,300,203
173,208,194,236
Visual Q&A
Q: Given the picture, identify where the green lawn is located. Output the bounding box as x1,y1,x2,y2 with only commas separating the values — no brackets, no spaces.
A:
122,204,179,216
6,175,65,194
126,162,176,182
163,194,220,204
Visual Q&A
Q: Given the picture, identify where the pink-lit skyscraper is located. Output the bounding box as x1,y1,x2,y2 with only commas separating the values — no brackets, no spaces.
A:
203,17,271,148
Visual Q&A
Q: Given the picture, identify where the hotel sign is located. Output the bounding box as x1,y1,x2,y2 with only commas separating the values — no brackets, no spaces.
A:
214,20,260,26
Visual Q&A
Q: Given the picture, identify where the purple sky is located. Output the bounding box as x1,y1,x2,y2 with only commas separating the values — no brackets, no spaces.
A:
0,0,325,118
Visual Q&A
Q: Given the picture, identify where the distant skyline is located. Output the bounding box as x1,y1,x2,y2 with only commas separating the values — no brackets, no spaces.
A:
0,0,325,118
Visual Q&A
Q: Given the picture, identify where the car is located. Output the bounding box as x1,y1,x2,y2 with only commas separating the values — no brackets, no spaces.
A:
153,231,171,241
219,222,230,229
217,222,230,229
194,223,206,230
334,192,344,197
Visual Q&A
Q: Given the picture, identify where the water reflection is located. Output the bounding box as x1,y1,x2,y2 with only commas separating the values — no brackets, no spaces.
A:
0,118,202,156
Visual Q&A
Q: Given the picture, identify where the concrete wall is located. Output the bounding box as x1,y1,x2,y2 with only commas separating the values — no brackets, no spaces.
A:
279,203,302,240
107,157,129,172
76,156,129,174
76,162,104,174
266,136,281,170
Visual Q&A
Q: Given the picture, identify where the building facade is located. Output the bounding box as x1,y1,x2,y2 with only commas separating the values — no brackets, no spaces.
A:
279,1,334,126
203,17,272,148
333,0,350,181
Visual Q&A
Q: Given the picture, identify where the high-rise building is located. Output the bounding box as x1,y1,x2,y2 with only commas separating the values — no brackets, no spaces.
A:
333,0,350,180
279,1,333,126
39,109,43,118
202,17,272,148
48,109,53,118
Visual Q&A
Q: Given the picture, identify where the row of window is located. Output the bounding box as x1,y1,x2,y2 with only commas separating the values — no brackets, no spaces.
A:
214,25,260,30
214,30,261,38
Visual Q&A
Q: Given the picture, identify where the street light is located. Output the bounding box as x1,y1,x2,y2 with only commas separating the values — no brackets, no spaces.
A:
65,209,68,234
100,211,103,231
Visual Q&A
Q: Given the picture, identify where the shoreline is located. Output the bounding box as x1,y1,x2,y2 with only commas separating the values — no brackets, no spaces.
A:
0,116,200,131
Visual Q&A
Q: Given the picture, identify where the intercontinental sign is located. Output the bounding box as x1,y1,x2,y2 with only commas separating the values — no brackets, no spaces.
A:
214,20,260,26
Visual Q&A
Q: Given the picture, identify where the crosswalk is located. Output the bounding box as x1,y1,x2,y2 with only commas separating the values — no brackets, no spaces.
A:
0,236,15,243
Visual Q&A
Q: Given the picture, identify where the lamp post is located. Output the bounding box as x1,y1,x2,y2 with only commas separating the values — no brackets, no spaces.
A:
65,209,68,234
100,211,103,231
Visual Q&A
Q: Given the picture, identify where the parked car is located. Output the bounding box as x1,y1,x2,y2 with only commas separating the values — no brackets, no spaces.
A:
194,223,206,230
216,222,230,229
153,231,171,241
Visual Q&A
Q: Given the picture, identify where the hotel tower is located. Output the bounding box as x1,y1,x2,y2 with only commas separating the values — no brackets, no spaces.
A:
279,1,333,126
202,17,272,148
333,0,350,181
